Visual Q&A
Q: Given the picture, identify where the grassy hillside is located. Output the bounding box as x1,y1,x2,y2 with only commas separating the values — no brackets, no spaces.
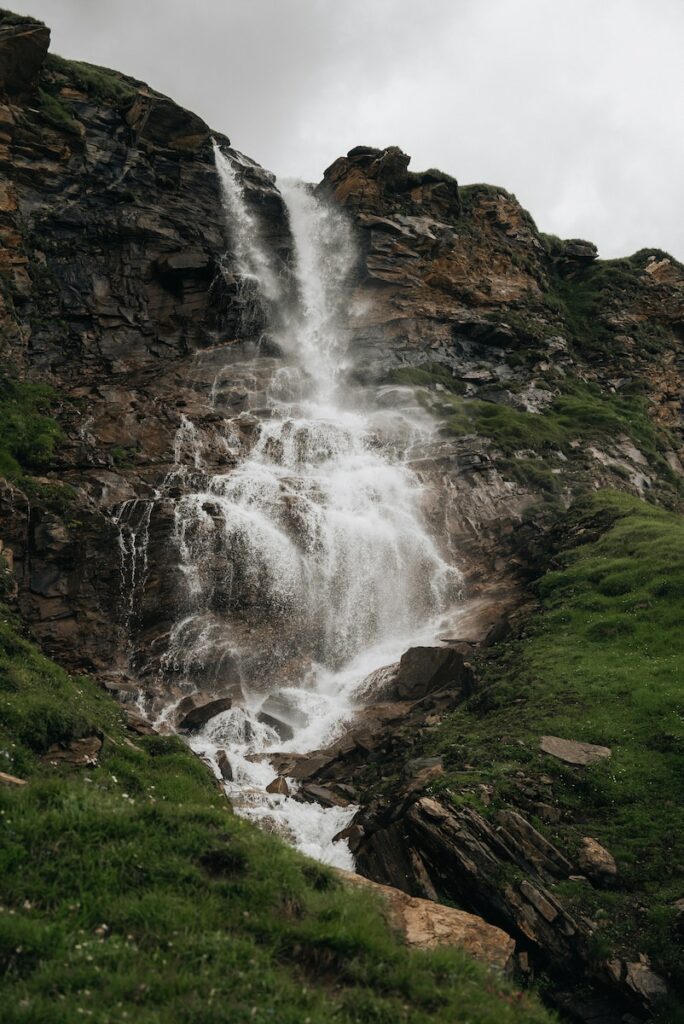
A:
0,607,553,1024
426,492,684,1016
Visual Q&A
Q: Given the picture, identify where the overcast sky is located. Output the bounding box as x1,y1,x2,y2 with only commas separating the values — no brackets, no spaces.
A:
11,0,684,259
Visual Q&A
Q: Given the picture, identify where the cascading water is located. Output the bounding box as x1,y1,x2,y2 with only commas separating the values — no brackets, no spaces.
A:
148,147,463,867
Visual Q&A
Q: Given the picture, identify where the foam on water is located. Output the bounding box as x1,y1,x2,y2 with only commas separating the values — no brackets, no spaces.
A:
151,154,463,868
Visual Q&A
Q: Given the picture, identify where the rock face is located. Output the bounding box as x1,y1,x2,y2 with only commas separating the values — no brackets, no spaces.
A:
0,12,49,92
336,868,515,973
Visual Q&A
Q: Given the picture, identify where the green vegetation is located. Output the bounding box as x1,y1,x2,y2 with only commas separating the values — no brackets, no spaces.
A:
545,253,679,358
37,89,79,134
389,362,466,394
0,608,553,1024
423,376,671,464
45,54,137,106
427,492,684,1000
0,378,61,480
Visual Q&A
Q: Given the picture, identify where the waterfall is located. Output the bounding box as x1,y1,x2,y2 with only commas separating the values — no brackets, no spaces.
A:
154,147,462,867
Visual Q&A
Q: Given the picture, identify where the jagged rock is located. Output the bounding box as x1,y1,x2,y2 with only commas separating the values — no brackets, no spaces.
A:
0,770,27,786
126,91,211,151
260,692,309,732
624,959,668,1006
257,712,294,742
176,695,232,732
43,734,102,767
539,735,611,766
215,749,233,781
0,12,50,92
578,837,617,886
394,646,475,700
332,823,365,852
265,776,290,796
124,709,157,736
336,869,515,972
299,783,350,808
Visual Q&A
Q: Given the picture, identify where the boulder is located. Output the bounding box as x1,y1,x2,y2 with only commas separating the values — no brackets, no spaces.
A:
0,13,50,93
215,749,233,781
336,869,515,973
577,837,617,886
259,692,309,732
395,646,475,701
176,695,232,732
257,711,294,742
624,959,668,1006
299,783,350,808
539,735,611,766
265,776,290,796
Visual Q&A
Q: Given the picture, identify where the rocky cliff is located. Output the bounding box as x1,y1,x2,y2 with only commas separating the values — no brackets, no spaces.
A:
0,9,682,1024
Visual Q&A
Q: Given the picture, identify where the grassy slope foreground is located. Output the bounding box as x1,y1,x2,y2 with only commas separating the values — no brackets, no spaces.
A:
0,608,554,1024
425,492,684,1015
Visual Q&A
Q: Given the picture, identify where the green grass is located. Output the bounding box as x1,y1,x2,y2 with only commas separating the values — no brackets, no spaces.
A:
412,374,669,463
545,253,679,358
0,608,553,1024
0,378,62,480
45,55,137,106
427,492,684,999
37,89,80,134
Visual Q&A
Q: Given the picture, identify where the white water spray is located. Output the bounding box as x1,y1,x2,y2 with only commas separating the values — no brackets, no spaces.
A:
156,149,462,867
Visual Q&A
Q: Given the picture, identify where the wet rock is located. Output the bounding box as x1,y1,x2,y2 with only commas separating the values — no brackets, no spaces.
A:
578,837,617,886
540,735,611,766
265,776,290,796
260,692,309,732
299,783,350,808
176,695,232,732
257,711,294,742
332,823,365,852
336,869,515,972
0,770,27,787
215,749,233,781
124,709,157,736
394,646,475,701
43,734,102,767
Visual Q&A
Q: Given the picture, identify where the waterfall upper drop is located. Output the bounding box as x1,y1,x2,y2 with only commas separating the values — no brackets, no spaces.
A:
146,144,463,866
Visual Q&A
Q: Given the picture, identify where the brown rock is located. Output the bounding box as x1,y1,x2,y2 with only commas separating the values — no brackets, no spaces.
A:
0,770,27,786
0,14,50,93
540,735,611,766
332,823,365,852
299,783,349,808
44,734,102,767
336,869,515,972
257,711,294,742
266,776,290,796
216,749,233,781
395,646,475,700
624,959,668,1005
176,695,232,732
124,709,157,736
577,837,617,885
